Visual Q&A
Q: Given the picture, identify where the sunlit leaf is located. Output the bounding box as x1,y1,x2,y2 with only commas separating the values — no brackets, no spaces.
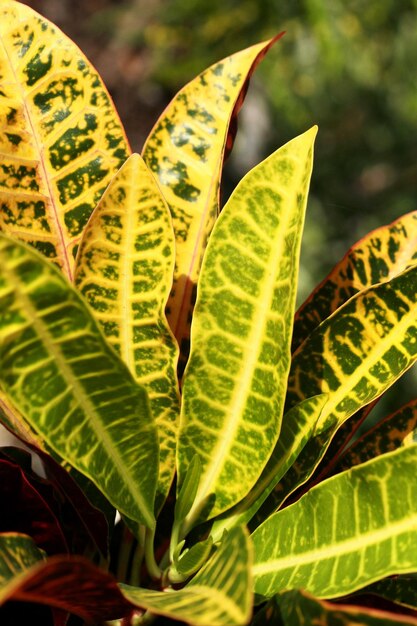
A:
293,210,417,351
0,1,130,278
0,235,158,529
143,36,282,356
74,153,179,512
177,127,317,527
252,446,417,599
121,526,252,626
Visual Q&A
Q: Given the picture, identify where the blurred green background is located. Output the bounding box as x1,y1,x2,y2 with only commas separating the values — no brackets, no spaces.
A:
23,0,417,421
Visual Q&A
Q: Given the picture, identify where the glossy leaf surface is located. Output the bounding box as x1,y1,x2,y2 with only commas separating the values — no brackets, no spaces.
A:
252,446,417,599
0,534,130,622
254,589,417,625
74,153,179,511
143,37,281,351
177,127,317,526
121,526,252,626
0,1,130,279
293,210,417,351
211,394,327,539
0,235,158,529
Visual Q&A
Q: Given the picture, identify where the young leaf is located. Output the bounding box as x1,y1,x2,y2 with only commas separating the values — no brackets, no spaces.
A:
142,36,282,352
0,534,131,622
252,446,417,600
120,526,252,626
211,394,328,540
0,1,130,279
74,153,180,513
293,210,417,351
254,589,417,625
173,537,214,580
0,235,158,529
177,127,317,528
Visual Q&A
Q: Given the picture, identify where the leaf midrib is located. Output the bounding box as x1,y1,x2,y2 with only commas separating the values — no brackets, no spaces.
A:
1,248,154,528
0,25,72,279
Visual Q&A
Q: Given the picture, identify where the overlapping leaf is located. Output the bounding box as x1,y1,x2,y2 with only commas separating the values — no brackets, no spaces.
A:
74,153,179,512
253,589,417,625
255,264,417,519
210,395,328,540
121,526,252,626
0,1,130,279
293,210,417,351
177,127,317,528
365,575,417,611
142,36,282,353
252,446,417,600
0,533,131,622
0,235,158,529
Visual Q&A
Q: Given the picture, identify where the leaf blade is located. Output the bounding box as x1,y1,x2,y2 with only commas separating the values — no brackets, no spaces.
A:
74,153,180,512
252,446,417,600
178,127,317,525
0,1,130,278
0,235,158,529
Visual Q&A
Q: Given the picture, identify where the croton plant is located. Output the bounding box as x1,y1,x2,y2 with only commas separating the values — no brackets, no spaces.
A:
1,2,417,625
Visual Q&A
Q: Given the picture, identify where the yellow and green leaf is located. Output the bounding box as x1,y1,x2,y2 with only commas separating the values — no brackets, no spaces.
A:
120,526,252,626
210,395,328,541
74,153,179,513
252,446,417,600
0,533,45,603
0,235,158,529
0,1,130,279
293,210,417,351
142,36,282,356
177,127,317,528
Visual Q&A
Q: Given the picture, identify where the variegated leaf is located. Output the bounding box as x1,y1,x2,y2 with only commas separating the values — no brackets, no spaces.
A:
210,395,328,541
0,1,130,279
252,446,417,600
74,153,179,512
365,575,417,611
0,533,45,602
143,36,282,354
0,235,158,529
293,210,417,351
120,526,252,626
177,127,317,528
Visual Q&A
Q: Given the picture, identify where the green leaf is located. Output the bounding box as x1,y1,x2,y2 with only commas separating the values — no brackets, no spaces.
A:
74,153,180,513
0,235,158,529
253,589,417,625
252,446,417,600
0,533,45,602
337,399,417,472
293,210,417,352
120,526,252,626
143,37,282,354
177,127,317,528
173,536,214,580
0,1,130,279
211,394,328,540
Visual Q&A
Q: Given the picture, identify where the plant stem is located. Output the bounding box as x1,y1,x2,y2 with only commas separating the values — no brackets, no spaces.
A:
144,526,162,580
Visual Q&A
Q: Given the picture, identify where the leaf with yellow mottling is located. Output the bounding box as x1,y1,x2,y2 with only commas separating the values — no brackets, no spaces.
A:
177,127,317,529
0,1,130,279
293,210,417,352
74,153,180,513
142,35,282,361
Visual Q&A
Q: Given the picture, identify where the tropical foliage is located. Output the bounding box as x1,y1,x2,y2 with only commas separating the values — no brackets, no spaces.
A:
0,2,417,625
